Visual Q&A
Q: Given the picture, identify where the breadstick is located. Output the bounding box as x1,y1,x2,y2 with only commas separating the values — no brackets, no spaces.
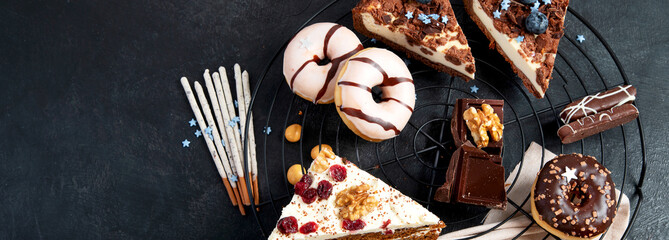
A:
180,78,244,214
218,67,244,164
241,69,259,206
203,70,235,170
234,65,253,198
210,71,250,206
194,82,250,206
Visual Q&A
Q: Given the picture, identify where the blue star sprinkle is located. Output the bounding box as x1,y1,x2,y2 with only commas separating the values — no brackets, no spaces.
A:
188,119,197,127
470,85,479,93
429,14,440,20
232,116,240,123
370,38,377,43
405,11,413,19
204,126,213,135
577,35,585,43
441,16,448,24
501,3,510,11
229,175,238,182
515,35,525,43
182,139,190,148
234,100,238,108
194,130,202,137
543,0,551,4
417,13,431,24
493,10,501,19
263,126,272,135
531,2,540,12
208,133,214,140
228,121,237,127
501,0,510,5
221,139,226,147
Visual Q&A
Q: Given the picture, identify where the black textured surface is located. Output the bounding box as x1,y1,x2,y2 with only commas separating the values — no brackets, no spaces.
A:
0,0,667,239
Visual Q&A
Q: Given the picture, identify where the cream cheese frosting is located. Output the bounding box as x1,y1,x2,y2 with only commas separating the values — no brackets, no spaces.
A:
268,154,441,240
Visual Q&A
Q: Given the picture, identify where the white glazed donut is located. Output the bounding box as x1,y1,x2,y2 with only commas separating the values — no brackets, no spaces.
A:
283,22,363,104
334,48,415,142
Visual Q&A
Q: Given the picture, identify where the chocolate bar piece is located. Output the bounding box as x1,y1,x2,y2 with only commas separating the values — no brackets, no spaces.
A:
434,142,506,210
558,103,639,144
451,98,504,155
559,85,636,124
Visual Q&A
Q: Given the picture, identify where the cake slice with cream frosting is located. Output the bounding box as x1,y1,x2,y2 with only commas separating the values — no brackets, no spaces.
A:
352,0,476,80
463,0,569,98
268,148,445,240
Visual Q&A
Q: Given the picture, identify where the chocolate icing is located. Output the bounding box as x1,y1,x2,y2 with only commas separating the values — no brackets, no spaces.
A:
534,154,616,238
558,103,639,144
451,98,504,155
559,85,637,124
338,81,372,93
290,55,320,89
339,107,400,135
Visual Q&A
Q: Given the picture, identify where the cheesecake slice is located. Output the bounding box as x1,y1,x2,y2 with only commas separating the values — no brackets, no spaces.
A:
353,0,476,80
268,148,445,239
463,0,569,98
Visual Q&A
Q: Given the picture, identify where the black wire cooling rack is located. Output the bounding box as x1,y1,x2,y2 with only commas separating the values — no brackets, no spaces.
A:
238,0,647,239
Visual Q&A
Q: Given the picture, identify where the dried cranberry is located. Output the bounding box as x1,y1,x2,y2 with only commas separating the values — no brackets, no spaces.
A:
381,219,392,234
342,219,366,231
301,188,317,204
329,164,347,182
317,180,333,200
294,181,309,196
382,219,391,229
299,174,313,185
277,216,298,234
299,221,318,234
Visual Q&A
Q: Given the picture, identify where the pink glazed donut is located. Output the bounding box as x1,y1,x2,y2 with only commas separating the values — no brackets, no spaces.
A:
334,48,415,142
283,22,363,104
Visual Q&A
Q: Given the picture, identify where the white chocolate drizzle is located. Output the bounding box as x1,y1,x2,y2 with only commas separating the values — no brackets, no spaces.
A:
560,85,635,124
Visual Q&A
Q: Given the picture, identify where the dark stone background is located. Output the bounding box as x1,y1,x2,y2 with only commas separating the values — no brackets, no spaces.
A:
1,0,667,239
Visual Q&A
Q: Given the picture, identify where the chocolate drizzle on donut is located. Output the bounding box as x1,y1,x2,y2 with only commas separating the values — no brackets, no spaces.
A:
311,25,364,103
290,55,320,89
339,107,400,134
323,25,343,57
534,154,616,238
338,81,372,92
349,57,414,87
382,98,414,112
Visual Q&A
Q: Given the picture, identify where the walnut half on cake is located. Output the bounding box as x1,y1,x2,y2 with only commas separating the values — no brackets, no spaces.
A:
353,0,476,81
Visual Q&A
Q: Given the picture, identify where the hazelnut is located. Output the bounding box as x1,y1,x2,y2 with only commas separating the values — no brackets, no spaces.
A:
286,164,305,185
311,144,333,159
285,124,302,142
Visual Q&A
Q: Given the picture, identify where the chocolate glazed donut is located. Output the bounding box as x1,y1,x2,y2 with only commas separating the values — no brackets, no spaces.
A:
531,154,617,239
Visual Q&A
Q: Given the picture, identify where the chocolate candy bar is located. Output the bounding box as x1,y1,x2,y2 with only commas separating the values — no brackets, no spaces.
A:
434,142,507,210
451,98,504,155
558,103,639,144
559,85,636,124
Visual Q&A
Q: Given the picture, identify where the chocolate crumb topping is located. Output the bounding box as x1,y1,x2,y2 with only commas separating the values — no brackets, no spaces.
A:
533,154,616,238
353,0,475,74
